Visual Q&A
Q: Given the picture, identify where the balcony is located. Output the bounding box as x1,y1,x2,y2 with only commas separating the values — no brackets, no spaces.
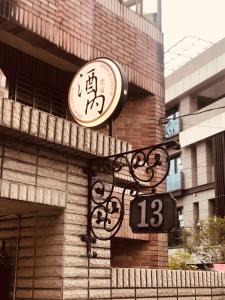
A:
167,171,184,192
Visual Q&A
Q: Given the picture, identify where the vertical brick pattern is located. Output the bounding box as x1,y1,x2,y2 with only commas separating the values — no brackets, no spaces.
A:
0,212,64,300
111,268,225,299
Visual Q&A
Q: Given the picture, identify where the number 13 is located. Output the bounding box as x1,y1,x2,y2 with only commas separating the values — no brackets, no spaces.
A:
137,199,163,228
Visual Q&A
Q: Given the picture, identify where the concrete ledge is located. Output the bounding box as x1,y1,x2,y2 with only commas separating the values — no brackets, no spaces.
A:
0,98,130,158
0,179,66,208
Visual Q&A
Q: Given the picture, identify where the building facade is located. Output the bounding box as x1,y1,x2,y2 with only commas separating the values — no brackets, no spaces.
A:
0,1,225,299
165,37,225,247
0,0,168,298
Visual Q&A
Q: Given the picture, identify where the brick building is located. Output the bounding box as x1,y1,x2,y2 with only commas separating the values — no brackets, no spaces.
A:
0,1,224,300
0,0,167,297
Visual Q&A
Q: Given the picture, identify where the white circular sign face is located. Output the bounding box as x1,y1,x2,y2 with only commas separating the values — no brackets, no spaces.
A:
68,58,127,128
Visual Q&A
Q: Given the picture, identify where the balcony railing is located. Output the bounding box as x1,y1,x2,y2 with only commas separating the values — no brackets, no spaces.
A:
167,171,183,192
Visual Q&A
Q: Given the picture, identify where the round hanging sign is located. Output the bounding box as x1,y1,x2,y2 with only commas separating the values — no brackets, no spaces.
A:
68,58,128,128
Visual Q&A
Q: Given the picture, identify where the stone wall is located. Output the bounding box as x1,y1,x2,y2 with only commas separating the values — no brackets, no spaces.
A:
0,212,64,300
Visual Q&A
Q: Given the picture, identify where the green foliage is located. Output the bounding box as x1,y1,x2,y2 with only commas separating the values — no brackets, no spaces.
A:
169,250,195,270
183,217,225,264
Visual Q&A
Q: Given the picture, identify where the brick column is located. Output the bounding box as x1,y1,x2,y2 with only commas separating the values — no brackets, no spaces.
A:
113,95,165,149
111,94,169,269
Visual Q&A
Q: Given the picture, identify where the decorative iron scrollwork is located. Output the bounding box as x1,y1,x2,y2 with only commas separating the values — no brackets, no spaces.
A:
81,141,176,257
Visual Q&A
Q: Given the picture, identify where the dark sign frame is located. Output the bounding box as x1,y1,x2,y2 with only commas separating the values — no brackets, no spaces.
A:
129,193,177,234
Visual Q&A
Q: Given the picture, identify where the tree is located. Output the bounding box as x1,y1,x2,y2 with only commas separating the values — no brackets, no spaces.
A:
182,217,225,264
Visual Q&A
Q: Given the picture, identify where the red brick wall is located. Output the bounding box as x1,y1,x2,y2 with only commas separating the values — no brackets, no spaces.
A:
111,234,168,269
0,0,164,96
113,95,165,148
0,0,165,146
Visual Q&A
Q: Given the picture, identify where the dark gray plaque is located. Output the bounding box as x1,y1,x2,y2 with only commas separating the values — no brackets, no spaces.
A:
130,193,176,233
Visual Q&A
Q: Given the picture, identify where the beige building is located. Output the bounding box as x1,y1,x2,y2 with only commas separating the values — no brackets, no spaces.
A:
165,37,225,243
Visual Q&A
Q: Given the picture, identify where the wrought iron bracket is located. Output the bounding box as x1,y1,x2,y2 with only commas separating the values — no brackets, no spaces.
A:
81,140,178,258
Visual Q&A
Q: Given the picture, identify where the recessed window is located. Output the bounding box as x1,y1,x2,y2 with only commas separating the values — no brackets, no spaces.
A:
206,139,214,183
0,42,72,119
193,202,200,228
208,198,215,217
169,156,182,175
191,145,197,187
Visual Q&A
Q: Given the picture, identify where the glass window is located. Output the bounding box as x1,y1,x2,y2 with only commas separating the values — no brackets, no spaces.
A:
206,139,214,183
193,202,200,228
177,156,182,172
169,156,182,175
165,111,180,138
143,0,158,22
208,199,215,217
191,145,197,187
169,159,175,175
121,0,161,26
177,206,184,228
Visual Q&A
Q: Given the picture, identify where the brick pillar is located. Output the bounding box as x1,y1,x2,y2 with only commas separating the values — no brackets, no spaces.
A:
62,157,111,300
113,95,164,148
110,93,168,269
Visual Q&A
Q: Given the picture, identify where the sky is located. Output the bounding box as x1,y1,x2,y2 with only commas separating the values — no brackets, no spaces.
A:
161,0,225,51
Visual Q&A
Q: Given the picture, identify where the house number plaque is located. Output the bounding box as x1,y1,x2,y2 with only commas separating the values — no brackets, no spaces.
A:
130,193,176,233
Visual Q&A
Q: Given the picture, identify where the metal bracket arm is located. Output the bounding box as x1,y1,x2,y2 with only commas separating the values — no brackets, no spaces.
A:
81,140,178,257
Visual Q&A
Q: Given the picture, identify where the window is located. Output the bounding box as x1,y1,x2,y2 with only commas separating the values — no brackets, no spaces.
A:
206,139,214,183
169,156,182,175
13,73,67,118
167,156,183,192
191,145,197,187
142,0,158,23
193,202,200,228
165,106,180,138
177,206,184,228
208,199,215,217
0,42,72,119
120,0,161,27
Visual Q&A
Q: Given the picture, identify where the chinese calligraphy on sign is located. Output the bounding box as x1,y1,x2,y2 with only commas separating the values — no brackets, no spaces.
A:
78,69,105,116
68,58,127,128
